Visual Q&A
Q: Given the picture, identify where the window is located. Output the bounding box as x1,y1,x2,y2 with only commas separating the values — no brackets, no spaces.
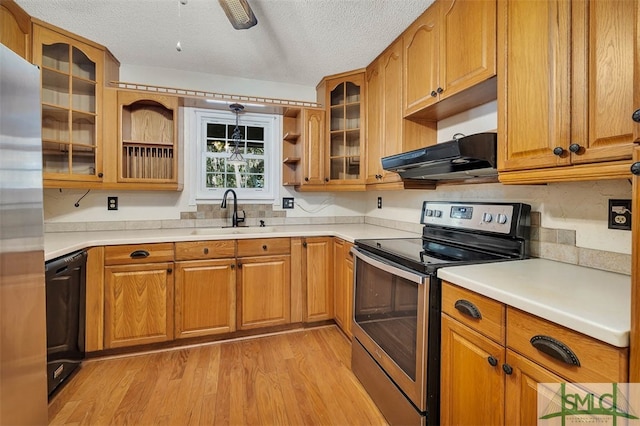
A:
192,108,280,201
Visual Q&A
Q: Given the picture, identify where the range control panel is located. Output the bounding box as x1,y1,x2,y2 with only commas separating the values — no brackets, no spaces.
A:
421,201,530,236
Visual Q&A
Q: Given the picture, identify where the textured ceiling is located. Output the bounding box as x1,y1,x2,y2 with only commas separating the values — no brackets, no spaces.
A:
16,0,433,87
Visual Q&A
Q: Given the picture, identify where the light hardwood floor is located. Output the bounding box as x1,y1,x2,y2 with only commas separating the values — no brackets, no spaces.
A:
49,326,388,425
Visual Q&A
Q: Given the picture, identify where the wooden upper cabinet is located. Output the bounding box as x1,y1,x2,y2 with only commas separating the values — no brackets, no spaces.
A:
301,108,326,187
315,70,366,190
571,0,639,164
404,2,440,116
32,20,119,189
0,0,31,60
404,0,497,120
365,58,383,185
366,39,404,186
102,89,182,190
498,0,639,182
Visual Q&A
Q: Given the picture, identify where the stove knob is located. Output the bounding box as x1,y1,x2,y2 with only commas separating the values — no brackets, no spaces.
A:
434,210,442,218
482,212,493,223
496,214,508,225
426,209,433,217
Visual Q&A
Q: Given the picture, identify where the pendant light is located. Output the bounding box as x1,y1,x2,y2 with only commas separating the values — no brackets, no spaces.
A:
218,0,257,30
228,103,247,166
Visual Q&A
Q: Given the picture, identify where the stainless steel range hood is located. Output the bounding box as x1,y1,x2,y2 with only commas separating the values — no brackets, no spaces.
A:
381,133,497,181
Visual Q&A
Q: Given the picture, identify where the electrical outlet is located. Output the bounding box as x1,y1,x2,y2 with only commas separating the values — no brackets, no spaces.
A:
608,199,631,230
377,197,382,209
107,196,118,211
283,197,294,209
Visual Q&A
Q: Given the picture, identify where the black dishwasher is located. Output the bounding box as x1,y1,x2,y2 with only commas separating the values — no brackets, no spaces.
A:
45,249,87,397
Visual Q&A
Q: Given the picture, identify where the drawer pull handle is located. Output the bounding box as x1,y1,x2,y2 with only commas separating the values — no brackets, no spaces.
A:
454,299,482,319
530,335,581,367
130,250,150,259
203,247,209,255
262,245,267,250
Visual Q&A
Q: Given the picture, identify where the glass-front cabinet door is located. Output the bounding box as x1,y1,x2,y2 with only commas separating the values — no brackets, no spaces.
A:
324,71,365,188
33,24,104,184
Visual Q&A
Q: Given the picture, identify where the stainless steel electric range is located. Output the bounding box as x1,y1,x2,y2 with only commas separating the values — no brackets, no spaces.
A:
351,201,531,426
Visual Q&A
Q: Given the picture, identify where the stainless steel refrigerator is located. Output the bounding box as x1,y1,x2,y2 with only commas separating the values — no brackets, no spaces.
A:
0,44,49,424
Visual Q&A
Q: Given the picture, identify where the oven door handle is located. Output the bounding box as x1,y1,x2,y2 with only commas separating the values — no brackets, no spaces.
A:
351,247,428,284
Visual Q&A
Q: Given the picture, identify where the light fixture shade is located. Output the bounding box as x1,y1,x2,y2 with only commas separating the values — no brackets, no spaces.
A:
218,0,257,30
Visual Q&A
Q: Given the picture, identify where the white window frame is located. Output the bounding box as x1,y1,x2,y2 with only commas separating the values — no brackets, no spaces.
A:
190,108,281,202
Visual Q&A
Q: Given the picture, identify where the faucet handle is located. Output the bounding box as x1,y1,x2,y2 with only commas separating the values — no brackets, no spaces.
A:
237,210,246,224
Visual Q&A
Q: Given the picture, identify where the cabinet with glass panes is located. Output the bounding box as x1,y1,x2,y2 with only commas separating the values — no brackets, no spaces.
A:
316,70,366,190
32,20,118,188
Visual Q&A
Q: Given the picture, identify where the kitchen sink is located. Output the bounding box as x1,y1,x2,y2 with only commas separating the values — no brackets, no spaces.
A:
191,226,277,235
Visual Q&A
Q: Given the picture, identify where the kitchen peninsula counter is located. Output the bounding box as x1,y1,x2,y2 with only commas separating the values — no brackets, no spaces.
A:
438,259,631,347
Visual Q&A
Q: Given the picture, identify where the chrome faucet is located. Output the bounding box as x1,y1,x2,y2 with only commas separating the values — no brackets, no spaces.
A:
221,189,245,227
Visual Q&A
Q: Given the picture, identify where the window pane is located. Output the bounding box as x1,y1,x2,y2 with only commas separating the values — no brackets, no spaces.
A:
246,126,264,141
227,125,243,139
207,139,227,153
206,157,225,172
247,159,264,174
207,123,225,139
246,141,264,155
226,162,245,173
226,173,237,188
205,173,224,188
245,174,264,188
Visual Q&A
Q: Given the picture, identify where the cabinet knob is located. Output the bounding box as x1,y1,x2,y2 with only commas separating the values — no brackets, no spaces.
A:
502,364,513,375
631,162,640,176
552,147,565,156
230,264,235,269
167,268,173,273
262,245,267,250
487,356,498,367
98,172,104,178
430,90,438,97
237,263,242,268
632,108,640,123
302,241,307,248
436,87,443,94
324,178,329,182
305,177,309,182
569,143,581,153
203,247,209,255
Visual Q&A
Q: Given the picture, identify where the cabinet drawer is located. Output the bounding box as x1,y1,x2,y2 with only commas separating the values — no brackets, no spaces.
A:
506,308,628,383
442,282,506,344
237,238,290,257
175,240,235,260
104,243,174,265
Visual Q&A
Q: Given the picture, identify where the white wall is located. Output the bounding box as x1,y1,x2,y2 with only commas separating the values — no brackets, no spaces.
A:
120,64,317,103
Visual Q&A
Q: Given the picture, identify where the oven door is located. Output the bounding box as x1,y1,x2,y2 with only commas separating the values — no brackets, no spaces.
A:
351,247,432,412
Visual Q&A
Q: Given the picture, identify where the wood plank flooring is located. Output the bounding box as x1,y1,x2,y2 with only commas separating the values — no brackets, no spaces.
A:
48,326,388,425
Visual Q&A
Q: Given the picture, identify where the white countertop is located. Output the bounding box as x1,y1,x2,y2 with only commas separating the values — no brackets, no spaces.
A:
44,223,420,261
438,258,631,348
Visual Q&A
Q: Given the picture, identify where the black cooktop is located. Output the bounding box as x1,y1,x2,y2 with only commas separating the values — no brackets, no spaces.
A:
354,237,511,274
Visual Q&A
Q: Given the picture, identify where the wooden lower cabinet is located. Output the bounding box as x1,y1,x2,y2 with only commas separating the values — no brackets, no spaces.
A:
441,281,629,426
333,238,354,337
104,262,174,348
303,237,334,322
504,349,565,426
174,259,236,339
237,254,291,330
441,314,505,426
